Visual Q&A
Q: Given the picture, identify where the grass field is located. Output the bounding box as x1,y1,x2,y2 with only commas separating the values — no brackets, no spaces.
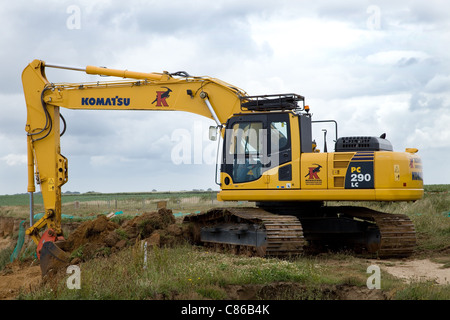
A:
0,191,219,207
1,185,449,300
0,190,252,219
1,184,448,217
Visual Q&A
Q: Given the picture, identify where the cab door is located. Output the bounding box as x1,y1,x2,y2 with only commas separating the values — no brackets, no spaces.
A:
265,114,293,190
221,114,268,190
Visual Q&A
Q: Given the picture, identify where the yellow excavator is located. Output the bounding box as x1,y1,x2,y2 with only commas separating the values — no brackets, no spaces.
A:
22,59,423,275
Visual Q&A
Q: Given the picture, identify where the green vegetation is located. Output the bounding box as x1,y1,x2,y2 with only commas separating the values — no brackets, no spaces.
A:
0,190,243,219
2,185,449,300
18,245,450,300
15,245,352,300
423,184,450,193
394,280,450,300
0,191,219,207
0,246,14,271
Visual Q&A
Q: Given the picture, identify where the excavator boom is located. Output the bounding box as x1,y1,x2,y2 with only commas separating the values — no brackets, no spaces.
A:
22,59,248,274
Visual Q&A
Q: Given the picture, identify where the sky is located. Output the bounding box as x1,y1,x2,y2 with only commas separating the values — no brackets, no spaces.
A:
0,0,449,195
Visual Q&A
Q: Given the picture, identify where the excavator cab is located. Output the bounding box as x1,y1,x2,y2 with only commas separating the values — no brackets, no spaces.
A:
220,94,311,193
222,113,292,184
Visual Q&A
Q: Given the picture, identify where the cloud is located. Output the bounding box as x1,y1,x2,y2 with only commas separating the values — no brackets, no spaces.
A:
366,50,430,66
1,1,450,194
0,154,27,166
424,74,450,93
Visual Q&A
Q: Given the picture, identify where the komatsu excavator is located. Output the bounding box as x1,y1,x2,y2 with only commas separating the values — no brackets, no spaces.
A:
22,59,423,275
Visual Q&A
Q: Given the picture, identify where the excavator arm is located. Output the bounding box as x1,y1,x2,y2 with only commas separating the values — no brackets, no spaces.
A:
22,59,248,273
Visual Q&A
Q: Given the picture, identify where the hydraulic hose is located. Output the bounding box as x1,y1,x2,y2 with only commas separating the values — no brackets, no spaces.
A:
28,86,52,142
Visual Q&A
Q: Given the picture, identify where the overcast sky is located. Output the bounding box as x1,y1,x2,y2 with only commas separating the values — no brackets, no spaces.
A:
0,0,449,195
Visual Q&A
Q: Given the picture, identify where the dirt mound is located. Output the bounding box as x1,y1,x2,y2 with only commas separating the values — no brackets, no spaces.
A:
60,208,187,262
60,215,119,260
120,208,185,247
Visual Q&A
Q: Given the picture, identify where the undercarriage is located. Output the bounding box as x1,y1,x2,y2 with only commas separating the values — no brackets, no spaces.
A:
184,202,416,258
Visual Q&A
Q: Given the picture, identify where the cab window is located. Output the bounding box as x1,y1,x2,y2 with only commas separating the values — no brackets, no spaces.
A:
228,122,264,183
270,121,288,153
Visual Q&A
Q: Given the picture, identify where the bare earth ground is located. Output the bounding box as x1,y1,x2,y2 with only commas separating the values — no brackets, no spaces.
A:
0,260,41,299
380,259,449,285
0,215,449,300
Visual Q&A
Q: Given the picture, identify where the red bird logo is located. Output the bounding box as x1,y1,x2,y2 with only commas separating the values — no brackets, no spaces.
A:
152,87,172,107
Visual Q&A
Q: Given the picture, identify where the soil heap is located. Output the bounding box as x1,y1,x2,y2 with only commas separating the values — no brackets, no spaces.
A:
60,208,187,262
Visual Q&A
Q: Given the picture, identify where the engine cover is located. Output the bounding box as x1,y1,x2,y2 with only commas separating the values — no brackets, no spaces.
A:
335,136,393,152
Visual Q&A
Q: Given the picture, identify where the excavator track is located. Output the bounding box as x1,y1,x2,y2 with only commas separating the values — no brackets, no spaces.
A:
185,205,416,259
297,205,417,258
336,206,417,258
184,207,306,257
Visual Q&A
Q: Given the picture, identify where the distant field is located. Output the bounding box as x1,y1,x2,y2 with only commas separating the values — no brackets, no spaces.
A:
0,190,252,218
423,184,450,192
0,185,448,219
0,191,218,206
1,184,448,206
